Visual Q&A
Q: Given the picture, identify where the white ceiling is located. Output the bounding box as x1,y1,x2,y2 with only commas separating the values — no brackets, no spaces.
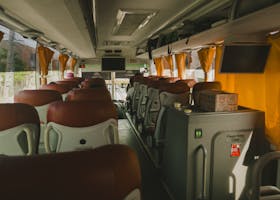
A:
0,0,95,58
0,0,278,61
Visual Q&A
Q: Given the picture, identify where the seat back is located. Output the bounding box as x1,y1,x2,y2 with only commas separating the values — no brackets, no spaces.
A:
131,75,144,114
143,78,175,128
136,77,153,121
66,88,112,102
192,81,222,106
154,82,190,144
81,78,106,88
55,80,80,89
40,84,73,100
0,103,40,155
64,77,84,83
45,101,118,153
0,144,141,200
14,90,63,153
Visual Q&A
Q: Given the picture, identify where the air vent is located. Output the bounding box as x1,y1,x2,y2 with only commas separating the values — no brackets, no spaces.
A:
103,40,130,46
112,9,157,36
114,49,122,53
104,49,113,54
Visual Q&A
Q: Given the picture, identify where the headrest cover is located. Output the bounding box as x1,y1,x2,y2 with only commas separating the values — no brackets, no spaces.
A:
0,144,141,200
66,88,111,102
47,101,117,127
14,90,62,106
0,103,40,131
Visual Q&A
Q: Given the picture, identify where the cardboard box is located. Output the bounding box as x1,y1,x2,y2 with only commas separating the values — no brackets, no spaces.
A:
199,90,238,112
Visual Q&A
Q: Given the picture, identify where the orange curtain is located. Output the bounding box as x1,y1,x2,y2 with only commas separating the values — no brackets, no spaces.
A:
59,54,69,79
0,31,4,42
175,53,186,79
70,57,77,73
215,34,280,149
165,55,174,77
198,47,216,81
153,57,164,76
37,46,54,85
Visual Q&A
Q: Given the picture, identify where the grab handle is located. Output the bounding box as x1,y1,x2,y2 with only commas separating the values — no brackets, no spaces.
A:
196,145,208,200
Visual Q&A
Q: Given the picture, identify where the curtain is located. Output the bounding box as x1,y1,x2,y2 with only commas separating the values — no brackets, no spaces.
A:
59,54,69,79
165,55,174,77
175,53,186,79
0,31,4,42
215,33,280,149
70,57,77,73
198,47,216,81
37,46,54,85
153,57,164,76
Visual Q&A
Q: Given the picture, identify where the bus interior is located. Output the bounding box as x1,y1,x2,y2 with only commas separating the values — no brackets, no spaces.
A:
0,0,280,199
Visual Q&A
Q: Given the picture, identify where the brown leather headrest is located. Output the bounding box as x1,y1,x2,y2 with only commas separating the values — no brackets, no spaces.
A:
64,77,84,83
40,84,73,94
55,80,80,88
82,78,106,88
47,101,117,127
192,81,222,105
147,78,172,89
66,88,111,102
0,103,40,131
176,79,196,88
159,81,190,94
14,90,62,106
0,144,141,200
165,77,180,83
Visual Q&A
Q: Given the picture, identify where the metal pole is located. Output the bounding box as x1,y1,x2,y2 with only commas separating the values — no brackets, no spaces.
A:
111,71,115,100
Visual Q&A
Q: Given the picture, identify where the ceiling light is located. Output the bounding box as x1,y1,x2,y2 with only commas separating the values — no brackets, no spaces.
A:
138,12,157,30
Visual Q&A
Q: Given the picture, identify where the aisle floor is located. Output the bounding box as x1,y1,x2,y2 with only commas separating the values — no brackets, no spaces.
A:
118,119,171,200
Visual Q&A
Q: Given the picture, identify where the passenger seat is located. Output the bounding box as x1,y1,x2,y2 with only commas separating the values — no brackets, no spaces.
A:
14,90,63,153
0,103,40,155
0,144,141,200
45,101,118,153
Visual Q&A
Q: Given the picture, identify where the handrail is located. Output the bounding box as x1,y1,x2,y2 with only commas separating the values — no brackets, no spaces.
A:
247,151,280,200
196,144,208,200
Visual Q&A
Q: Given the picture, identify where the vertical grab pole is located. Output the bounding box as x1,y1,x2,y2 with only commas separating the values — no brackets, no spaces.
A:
111,71,115,100
196,144,208,200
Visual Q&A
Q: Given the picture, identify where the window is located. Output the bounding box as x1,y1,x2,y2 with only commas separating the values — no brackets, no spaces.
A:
0,25,37,103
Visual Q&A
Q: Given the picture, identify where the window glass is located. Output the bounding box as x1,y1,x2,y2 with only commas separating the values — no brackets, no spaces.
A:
0,25,37,103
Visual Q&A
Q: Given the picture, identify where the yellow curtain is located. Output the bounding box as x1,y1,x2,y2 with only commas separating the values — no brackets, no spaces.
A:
198,47,216,81
175,53,186,79
0,31,4,42
215,34,280,149
70,57,77,73
165,55,174,77
59,54,69,79
154,57,164,76
37,46,54,85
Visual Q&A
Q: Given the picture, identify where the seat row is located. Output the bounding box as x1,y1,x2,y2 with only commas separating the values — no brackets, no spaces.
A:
0,77,142,200
0,77,117,155
127,74,221,145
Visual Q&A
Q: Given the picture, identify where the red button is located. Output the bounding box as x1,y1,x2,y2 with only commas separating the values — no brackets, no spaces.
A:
231,144,241,157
